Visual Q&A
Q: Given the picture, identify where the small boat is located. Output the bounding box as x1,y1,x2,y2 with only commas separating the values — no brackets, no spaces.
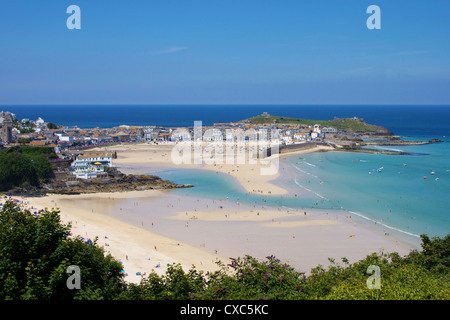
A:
431,172,435,175
424,176,428,179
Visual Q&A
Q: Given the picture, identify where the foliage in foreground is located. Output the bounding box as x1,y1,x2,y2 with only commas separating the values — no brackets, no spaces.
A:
120,247,449,300
0,200,449,300
0,200,125,299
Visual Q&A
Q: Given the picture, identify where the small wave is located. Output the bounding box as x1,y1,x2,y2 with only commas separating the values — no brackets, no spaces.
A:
294,166,319,179
294,178,328,200
348,211,420,238
364,146,404,152
305,162,316,167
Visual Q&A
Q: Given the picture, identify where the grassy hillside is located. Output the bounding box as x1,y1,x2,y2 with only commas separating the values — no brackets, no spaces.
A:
240,114,389,133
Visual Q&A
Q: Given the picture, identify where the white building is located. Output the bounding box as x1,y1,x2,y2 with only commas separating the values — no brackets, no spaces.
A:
322,127,338,134
171,128,192,142
56,133,74,143
313,124,321,134
70,152,113,179
294,133,307,142
203,128,223,142
283,135,293,144
36,117,45,126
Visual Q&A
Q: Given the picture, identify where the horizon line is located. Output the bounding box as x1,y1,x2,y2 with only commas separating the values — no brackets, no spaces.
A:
3,103,450,107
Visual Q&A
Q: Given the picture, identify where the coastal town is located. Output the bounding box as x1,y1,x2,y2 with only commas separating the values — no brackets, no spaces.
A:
1,109,405,149
1,110,341,149
0,109,431,184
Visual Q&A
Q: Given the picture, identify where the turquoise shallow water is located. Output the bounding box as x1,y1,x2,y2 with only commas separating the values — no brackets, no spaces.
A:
157,139,449,241
287,141,450,238
157,168,324,212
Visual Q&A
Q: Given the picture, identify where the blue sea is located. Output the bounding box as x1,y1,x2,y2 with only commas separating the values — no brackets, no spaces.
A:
5,105,450,242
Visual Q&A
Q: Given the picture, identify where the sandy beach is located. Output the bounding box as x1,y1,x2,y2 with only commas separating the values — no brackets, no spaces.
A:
89,141,334,196
15,191,226,284
162,199,415,272
9,141,418,284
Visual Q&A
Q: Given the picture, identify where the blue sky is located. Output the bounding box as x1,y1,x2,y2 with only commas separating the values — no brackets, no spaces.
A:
1,0,449,105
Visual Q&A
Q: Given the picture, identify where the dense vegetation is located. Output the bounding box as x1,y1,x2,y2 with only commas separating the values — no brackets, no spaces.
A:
0,200,124,299
0,146,56,191
47,122,58,130
0,200,448,300
241,114,387,133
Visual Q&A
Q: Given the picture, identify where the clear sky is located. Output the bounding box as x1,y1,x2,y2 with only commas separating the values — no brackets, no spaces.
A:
1,0,449,105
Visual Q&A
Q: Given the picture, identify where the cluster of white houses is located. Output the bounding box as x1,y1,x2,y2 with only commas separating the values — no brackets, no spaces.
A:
169,123,337,144
2,110,346,179
69,152,114,179
2,109,339,149
65,123,337,179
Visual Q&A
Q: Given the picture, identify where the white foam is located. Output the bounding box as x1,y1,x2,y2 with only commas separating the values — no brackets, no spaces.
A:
348,211,420,238
305,161,316,167
294,178,328,200
294,166,318,179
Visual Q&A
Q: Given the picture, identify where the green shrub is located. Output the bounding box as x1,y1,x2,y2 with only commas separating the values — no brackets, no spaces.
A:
0,146,55,191
0,200,125,300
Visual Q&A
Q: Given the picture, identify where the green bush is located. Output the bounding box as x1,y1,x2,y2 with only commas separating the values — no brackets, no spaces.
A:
327,263,449,300
192,255,307,300
0,200,125,300
0,146,56,191
118,264,206,300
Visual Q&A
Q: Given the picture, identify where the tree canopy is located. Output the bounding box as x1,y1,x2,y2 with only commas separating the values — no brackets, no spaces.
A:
0,146,56,191
0,200,125,299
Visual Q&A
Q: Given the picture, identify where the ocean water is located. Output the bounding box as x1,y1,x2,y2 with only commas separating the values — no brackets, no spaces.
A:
4,104,450,241
286,143,450,238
